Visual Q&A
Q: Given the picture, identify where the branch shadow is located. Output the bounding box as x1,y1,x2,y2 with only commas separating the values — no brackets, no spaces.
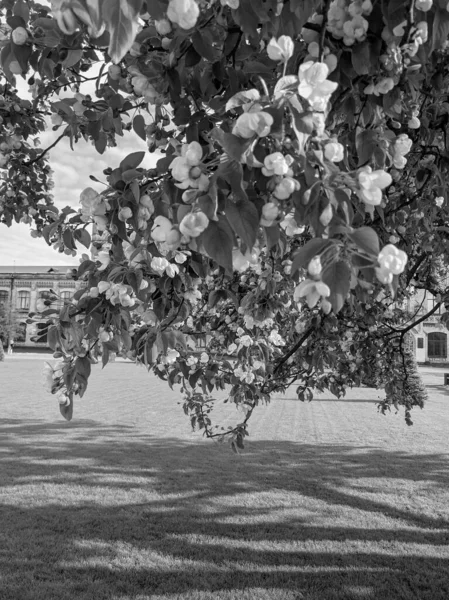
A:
0,418,448,600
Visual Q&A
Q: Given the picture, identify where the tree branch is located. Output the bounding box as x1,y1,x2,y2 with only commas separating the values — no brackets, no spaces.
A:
23,131,68,166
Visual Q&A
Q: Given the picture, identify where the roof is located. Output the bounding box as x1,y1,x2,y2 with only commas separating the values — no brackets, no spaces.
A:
0,266,74,274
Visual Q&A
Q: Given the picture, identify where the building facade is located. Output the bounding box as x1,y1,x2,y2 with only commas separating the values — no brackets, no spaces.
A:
407,287,449,364
0,266,81,349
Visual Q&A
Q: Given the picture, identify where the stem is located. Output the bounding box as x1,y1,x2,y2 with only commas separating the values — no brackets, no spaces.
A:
23,131,67,166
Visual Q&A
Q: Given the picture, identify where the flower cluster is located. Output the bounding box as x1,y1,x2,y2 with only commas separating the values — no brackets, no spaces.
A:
298,61,338,112
392,134,412,169
375,244,408,284
96,281,135,307
327,0,373,46
356,166,392,206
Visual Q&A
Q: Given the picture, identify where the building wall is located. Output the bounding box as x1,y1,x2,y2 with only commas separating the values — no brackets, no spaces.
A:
408,289,449,364
0,269,82,348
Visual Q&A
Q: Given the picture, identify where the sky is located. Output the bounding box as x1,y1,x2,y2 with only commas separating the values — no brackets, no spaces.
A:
0,69,155,267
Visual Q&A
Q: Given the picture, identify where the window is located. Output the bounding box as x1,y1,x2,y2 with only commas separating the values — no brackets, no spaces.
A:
0,290,8,305
17,290,30,311
60,290,72,302
429,296,443,314
417,337,424,349
428,332,447,359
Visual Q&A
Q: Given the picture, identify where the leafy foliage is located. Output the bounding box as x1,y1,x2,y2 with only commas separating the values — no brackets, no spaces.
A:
1,0,448,444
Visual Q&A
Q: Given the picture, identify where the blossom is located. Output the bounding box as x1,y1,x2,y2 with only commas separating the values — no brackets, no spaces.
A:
267,36,294,62
155,18,172,35
260,202,279,226
221,0,239,7
392,133,412,169
308,256,322,277
280,213,304,236
12,27,28,45
179,211,209,238
342,15,369,45
324,141,344,162
167,0,199,30
96,251,111,271
232,249,250,272
200,352,209,364
294,278,331,309
79,187,106,221
319,204,333,226
268,330,285,346
170,141,209,191
297,61,338,111
166,349,180,364
375,244,407,284
262,152,293,177
151,256,170,275
357,166,392,206
435,196,444,208
232,111,274,138
273,177,300,200
364,77,394,96
416,0,432,10
118,206,133,221
151,215,173,242
408,116,420,129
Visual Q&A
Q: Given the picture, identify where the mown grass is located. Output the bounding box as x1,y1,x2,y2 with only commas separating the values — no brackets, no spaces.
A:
0,360,448,600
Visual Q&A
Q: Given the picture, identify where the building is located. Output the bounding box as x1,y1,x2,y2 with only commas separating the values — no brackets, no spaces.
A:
408,286,449,364
0,266,81,349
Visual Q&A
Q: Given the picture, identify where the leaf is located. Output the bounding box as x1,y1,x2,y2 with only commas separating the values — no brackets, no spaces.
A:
321,261,351,314
356,129,381,166
74,228,92,249
291,239,333,274
210,127,251,162
133,114,146,140
225,197,259,249
347,227,380,256
201,216,234,274
192,31,218,63
120,151,145,171
381,0,407,31
60,398,73,421
61,48,83,68
225,89,261,112
431,8,449,53
102,0,143,64
13,0,29,22
274,75,299,98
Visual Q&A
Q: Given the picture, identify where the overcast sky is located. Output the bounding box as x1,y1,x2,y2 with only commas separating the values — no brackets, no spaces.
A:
0,71,154,267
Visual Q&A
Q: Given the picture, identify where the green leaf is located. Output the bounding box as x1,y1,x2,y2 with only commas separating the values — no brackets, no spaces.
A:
225,198,259,249
120,151,145,171
133,114,146,140
347,227,380,257
431,8,449,53
211,127,251,162
102,0,143,64
291,239,333,274
13,0,30,22
192,31,218,62
201,216,234,274
74,228,91,249
321,260,351,314
60,398,74,421
352,39,379,76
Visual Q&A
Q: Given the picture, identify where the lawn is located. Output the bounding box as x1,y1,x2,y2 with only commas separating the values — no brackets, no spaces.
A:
0,359,448,600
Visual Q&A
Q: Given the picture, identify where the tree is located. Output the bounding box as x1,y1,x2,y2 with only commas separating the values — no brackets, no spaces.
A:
0,300,23,348
1,0,447,446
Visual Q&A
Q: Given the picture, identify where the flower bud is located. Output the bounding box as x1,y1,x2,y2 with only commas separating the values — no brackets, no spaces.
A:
12,27,28,46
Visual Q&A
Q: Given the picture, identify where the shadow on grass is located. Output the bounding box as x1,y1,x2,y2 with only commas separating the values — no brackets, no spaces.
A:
0,418,448,600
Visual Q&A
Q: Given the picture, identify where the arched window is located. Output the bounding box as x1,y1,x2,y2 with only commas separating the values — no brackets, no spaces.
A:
17,290,30,311
428,332,447,359
0,290,8,305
